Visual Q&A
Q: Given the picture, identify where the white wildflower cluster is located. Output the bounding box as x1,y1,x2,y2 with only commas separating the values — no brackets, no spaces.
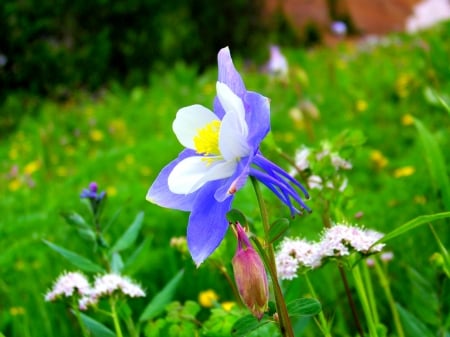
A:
45,272,145,310
276,224,385,280
44,272,91,301
290,145,352,192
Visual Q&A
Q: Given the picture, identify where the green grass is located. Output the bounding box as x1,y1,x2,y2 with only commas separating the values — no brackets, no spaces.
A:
1,22,449,337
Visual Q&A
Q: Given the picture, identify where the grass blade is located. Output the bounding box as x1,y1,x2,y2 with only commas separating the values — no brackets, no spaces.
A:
413,117,450,210
43,240,104,273
377,212,450,244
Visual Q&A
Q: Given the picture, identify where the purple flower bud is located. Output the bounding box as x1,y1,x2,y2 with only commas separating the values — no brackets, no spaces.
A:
232,224,269,320
80,182,106,201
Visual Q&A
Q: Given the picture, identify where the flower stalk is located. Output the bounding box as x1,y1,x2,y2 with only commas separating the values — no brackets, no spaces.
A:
352,263,379,337
251,177,294,337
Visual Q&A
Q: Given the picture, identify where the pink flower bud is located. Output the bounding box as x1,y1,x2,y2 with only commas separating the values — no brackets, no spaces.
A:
232,224,269,320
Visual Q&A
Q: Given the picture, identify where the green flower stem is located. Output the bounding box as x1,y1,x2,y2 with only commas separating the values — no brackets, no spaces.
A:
362,262,379,325
304,274,332,337
72,299,89,337
374,259,405,337
352,263,379,337
251,177,294,337
110,297,124,337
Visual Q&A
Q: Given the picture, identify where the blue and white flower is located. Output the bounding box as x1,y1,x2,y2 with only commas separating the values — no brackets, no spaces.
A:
147,47,309,265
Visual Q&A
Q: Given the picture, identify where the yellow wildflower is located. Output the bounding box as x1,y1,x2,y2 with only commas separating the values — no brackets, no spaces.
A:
90,129,104,142
355,100,368,112
221,301,236,312
394,166,415,178
24,160,41,175
9,307,26,316
198,289,219,308
370,150,388,169
8,179,21,191
401,114,414,126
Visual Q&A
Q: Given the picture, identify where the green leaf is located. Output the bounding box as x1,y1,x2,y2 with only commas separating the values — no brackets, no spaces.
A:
268,218,289,244
61,211,89,228
122,237,153,274
396,303,435,337
231,315,271,337
226,209,248,226
139,269,184,322
377,212,450,244
78,312,116,337
414,118,450,209
110,211,144,253
286,298,321,317
110,252,124,274
43,240,104,273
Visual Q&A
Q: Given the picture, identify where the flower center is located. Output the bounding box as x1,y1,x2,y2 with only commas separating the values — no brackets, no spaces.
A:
193,120,221,156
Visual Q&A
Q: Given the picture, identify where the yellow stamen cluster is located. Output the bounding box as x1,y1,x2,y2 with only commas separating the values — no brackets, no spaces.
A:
193,120,221,156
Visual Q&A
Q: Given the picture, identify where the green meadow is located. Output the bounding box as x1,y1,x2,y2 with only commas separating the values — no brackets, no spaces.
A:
1,22,449,337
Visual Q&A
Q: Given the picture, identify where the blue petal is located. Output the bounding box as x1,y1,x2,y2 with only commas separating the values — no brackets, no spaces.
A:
146,149,198,211
214,155,252,202
217,47,246,98
244,92,271,147
187,181,234,265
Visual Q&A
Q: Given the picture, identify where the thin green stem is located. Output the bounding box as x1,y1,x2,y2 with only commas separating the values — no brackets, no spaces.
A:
362,262,379,325
110,297,124,337
374,260,405,337
251,177,294,337
72,299,89,337
352,264,379,337
304,274,332,337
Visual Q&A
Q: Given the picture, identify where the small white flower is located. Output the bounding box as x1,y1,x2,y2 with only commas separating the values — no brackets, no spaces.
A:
381,251,394,262
331,154,352,170
92,274,145,299
276,238,322,280
266,45,288,77
308,175,323,190
294,147,311,171
45,271,91,301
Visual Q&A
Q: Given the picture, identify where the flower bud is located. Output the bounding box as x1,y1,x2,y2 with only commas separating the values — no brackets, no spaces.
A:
232,224,269,320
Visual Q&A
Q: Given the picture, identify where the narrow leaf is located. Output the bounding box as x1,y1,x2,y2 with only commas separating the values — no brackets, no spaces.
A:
78,312,116,337
414,118,450,209
61,211,89,228
139,269,184,321
111,211,144,253
396,304,435,337
286,298,321,317
377,212,450,244
231,315,271,337
43,240,104,273
110,252,124,274
268,218,290,243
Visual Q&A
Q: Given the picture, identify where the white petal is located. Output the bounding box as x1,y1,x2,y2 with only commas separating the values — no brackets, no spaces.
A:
173,104,219,149
168,156,236,194
216,82,250,160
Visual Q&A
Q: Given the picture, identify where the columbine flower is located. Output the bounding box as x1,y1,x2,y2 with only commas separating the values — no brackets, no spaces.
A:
266,45,288,77
45,271,91,301
232,224,268,319
147,47,309,265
